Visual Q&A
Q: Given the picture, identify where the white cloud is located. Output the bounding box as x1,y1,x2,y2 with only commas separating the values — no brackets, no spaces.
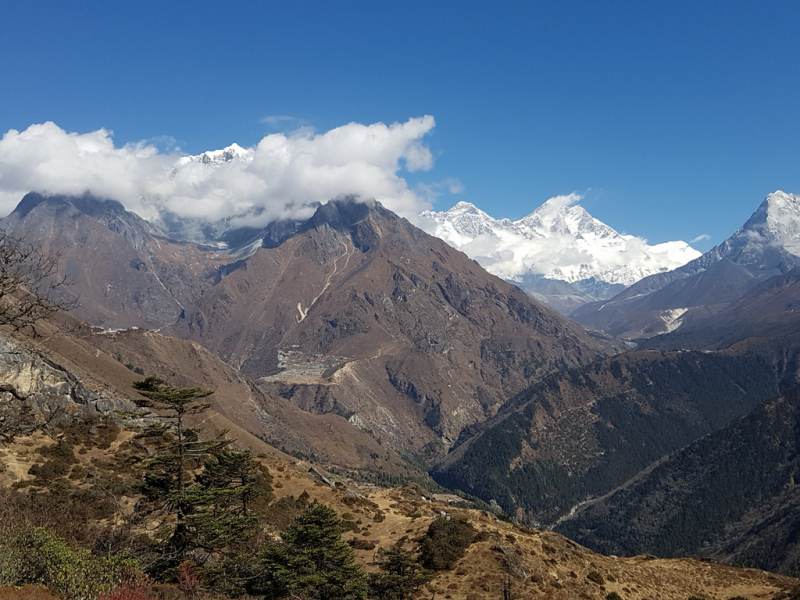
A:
415,178,465,202
690,233,711,243
260,115,295,125
540,193,582,210
0,116,437,226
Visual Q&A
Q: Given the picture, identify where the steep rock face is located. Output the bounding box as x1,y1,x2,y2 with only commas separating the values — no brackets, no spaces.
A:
0,193,229,329
573,191,800,340
168,198,617,457
0,330,135,422
417,199,699,312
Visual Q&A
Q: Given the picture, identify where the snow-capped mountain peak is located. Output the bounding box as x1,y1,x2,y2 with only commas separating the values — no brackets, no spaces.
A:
419,201,500,244
685,191,800,272
517,199,619,241
417,197,701,295
177,143,254,167
749,191,800,255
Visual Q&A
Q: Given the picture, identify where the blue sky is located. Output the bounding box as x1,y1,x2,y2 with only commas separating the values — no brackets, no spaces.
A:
2,1,799,250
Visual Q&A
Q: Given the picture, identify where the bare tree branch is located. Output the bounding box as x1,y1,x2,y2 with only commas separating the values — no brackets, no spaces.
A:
0,229,77,331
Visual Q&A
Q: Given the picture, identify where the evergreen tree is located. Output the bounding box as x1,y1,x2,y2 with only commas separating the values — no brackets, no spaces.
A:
131,376,218,498
196,449,271,516
255,503,368,600
130,377,265,575
368,542,433,600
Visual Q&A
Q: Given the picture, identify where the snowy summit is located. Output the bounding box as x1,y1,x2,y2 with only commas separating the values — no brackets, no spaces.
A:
176,143,254,167
417,195,700,309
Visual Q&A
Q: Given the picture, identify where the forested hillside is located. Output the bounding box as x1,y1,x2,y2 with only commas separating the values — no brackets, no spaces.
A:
433,349,788,525
555,385,800,575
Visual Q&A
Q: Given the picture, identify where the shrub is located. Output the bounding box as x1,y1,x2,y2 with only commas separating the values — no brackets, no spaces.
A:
586,570,604,584
0,524,141,600
419,516,476,570
176,562,200,598
349,539,377,550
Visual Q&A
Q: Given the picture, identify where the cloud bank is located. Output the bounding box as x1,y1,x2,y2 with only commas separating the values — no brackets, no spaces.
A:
0,116,439,227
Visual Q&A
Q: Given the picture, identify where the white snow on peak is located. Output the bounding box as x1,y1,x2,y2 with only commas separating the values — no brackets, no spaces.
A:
707,191,800,263
758,191,800,255
418,197,701,287
177,143,254,167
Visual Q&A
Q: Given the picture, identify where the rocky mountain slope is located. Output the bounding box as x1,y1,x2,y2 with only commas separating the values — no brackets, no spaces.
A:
165,197,616,458
0,192,229,330
27,310,409,475
417,197,700,313
573,191,800,341
0,193,616,464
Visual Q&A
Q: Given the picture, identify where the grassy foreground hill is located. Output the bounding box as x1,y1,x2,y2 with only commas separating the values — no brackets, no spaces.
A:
2,419,799,600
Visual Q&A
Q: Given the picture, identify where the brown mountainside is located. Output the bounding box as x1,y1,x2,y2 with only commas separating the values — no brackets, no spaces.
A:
1,193,616,461
166,198,616,457
20,314,401,474
1,192,228,330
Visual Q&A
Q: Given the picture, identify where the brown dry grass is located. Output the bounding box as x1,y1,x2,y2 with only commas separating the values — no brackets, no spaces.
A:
1,422,798,600
253,449,800,600
0,585,60,600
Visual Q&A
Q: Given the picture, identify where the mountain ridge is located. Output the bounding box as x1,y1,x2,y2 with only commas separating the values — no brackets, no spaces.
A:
417,196,700,313
0,192,617,466
573,191,800,340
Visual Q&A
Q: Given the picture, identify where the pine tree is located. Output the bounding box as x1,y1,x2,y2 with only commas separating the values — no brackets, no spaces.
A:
256,503,368,600
131,376,218,498
368,542,433,600
130,377,265,575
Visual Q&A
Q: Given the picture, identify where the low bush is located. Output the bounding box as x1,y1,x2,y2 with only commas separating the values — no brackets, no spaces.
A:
419,516,476,570
587,570,605,584
0,524,142,600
